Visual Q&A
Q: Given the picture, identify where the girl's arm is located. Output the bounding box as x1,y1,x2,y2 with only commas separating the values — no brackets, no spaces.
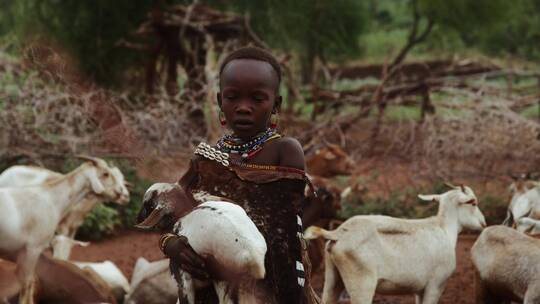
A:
161,234,210,280
278,137,306,170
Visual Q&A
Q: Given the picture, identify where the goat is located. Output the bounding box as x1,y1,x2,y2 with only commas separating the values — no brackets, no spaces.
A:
1,255,117,304
305,144,354,178
0,163,129,260
73,260,130,302
36,254,117,303
302,176,342,274
472,225,540,303
48,235,128,302
136,183,267,304
304,184,486,304
0,156,122,304
124,258,178,304
0,166,61,186
502,180,540,227
303,144,354,274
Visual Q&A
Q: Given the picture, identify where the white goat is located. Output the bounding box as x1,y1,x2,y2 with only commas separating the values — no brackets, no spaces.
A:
0,157,121,304
136,183,267,304
124,258,178,304
0,163,129,260
305,185,486,304
472,225,540,303
74,260,130,302
0,166,62,186
502,180,540,227
48,235,129,302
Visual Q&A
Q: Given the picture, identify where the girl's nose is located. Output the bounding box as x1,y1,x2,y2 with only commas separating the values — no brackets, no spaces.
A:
235,100,252,114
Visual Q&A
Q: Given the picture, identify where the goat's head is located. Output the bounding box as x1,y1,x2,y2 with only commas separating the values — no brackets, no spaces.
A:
135,183,195,231
418,184,486,231
508,173,539,196
306,144,354,178
77,156,123,201
109,167,130,205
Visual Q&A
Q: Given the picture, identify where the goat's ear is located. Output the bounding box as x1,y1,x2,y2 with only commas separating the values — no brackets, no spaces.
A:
418,194,440,202
86,168,105,194
135,205,166,230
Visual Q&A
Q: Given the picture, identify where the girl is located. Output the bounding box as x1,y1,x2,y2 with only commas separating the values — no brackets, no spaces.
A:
158,47,319,303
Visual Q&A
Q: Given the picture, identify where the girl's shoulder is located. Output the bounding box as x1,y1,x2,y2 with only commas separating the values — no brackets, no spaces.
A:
272,136,305,170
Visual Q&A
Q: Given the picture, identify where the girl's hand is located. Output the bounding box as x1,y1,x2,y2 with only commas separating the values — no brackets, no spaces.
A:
163,235,210,280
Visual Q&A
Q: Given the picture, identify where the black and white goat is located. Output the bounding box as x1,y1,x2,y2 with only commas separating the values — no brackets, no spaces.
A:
136,183,267,304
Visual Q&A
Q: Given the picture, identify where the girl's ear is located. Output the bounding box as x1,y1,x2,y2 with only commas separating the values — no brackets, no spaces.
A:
216,92,222,107
273,96,283,113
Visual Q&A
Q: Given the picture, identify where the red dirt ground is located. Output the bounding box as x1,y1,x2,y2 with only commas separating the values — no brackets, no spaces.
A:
70,230,479,303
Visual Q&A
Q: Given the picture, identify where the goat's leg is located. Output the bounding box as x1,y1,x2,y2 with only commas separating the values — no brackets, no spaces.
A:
415,293,423,304
321,252,344,304
420,281,446,304
214,281,235,304
178,272,195,304
15,248,41,304
334,256,377,304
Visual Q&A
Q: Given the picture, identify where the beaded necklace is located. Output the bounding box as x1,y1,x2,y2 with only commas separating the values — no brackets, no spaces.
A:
216,127,281,160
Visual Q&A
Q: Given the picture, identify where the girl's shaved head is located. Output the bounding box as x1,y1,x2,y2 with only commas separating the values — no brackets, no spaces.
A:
219,46,281,87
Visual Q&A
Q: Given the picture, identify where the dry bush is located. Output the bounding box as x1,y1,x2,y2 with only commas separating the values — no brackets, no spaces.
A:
421,99,540,180
0,46,204,162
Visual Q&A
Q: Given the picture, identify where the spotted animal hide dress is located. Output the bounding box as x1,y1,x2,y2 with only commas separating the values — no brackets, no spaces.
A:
176,151,320,304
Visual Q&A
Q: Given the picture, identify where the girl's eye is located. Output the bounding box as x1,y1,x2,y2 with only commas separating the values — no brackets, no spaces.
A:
253,95,266,102
225,95,236,100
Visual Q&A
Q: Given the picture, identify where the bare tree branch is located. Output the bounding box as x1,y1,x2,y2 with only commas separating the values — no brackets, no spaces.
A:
390,0,434,70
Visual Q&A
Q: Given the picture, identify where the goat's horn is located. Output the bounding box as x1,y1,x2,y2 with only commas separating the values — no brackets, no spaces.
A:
444,182,458,189
74,155,101,166
460,184,465,192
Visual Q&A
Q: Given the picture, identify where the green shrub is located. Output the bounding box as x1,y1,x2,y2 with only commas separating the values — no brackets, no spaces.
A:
77,204,120,240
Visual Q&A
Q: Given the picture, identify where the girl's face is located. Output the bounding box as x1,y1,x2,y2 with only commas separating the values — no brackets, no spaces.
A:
218,59,281,140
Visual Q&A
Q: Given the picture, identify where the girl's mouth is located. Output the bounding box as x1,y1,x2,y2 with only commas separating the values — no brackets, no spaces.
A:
233,120,254,130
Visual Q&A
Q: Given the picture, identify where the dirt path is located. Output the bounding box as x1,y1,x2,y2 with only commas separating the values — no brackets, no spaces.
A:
71,230,479,303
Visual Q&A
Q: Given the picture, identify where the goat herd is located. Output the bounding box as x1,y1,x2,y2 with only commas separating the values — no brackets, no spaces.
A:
0,152,540,304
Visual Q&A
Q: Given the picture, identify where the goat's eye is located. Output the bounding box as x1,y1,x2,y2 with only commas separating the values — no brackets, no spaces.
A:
103,172,110,178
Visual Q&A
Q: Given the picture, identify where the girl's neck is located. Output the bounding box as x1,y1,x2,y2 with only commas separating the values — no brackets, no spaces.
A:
231,127,271,142
217,128,280,160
